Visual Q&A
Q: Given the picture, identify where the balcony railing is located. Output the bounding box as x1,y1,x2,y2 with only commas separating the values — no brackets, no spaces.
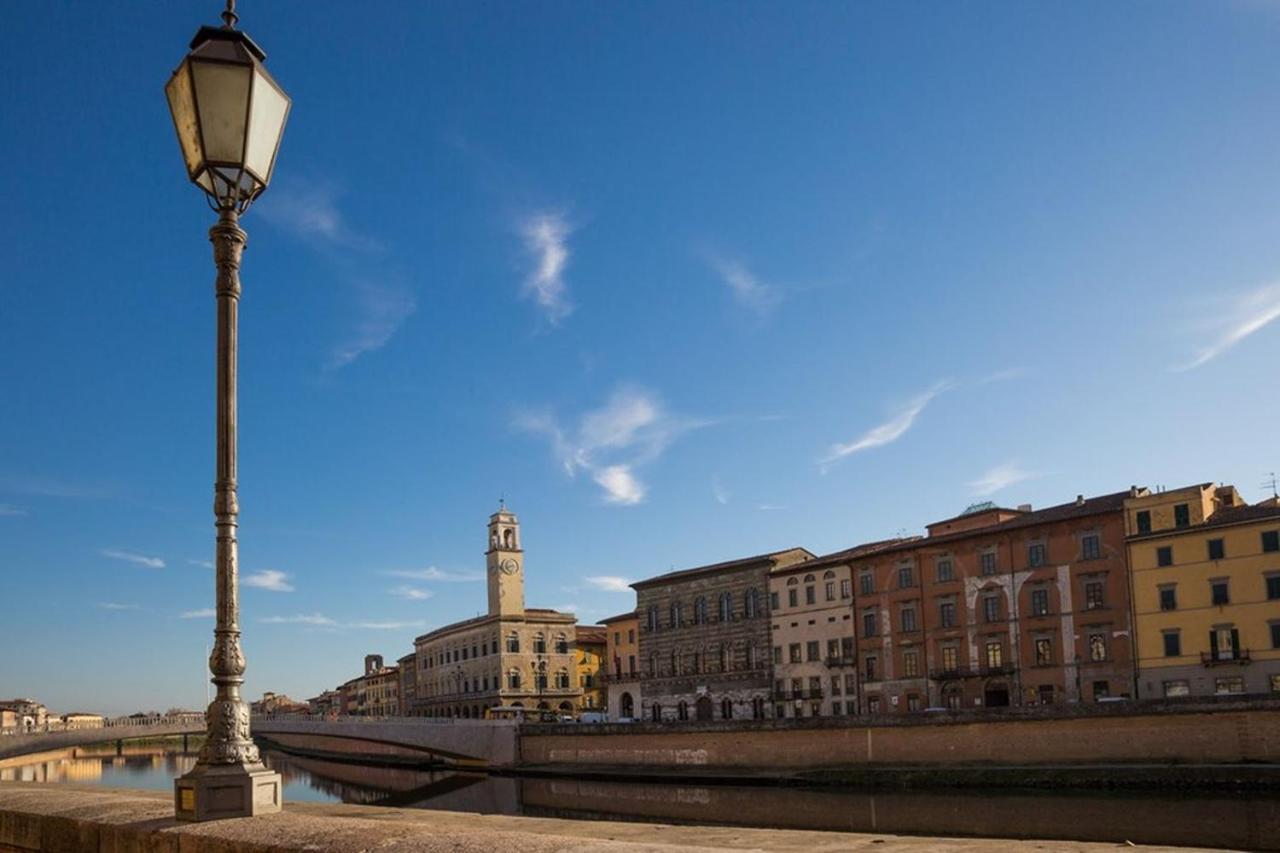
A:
928,664,1016,681
772,688,824,700
1201,650,1251,667
825,656,856,667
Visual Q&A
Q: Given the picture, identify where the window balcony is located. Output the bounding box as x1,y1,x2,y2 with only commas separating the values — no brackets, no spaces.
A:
1201,650,1251,667
825,656,856,667
928,664,1016,680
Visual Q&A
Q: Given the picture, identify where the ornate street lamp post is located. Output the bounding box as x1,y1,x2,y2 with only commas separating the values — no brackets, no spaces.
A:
164,0,290,822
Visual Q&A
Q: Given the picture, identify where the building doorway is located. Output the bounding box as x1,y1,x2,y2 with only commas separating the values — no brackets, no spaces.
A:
984,682,1010,707
695,696,713,721
620,692,634,718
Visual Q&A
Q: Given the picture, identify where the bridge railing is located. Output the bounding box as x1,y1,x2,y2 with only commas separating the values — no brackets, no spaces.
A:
252,714,462,726
1,714,206,737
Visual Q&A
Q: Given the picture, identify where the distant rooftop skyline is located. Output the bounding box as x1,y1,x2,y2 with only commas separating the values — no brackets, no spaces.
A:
2,1,1279,714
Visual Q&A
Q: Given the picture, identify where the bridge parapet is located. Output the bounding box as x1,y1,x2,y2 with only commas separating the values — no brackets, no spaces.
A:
0,717,207,762
252,715,518,767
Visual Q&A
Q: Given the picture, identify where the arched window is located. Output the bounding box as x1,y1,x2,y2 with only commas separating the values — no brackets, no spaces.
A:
555,669,570,689
690,651,700,674
677,700,689,721
721,698,733,719
745,644,757,670
533,633,547,654
647,605,659,631
555,634,568,654
804,574,815,583
649,653,658,677
718,592,732,622
786,577,799,586
693,596,708,624
651,703,662,722
718,645,728,672
745,588,760,618
823,570,836,579
506,632,520,653
507,669,521,689
670,601,683,628
669,650,678,676
503,529,513,547
621,692,634,718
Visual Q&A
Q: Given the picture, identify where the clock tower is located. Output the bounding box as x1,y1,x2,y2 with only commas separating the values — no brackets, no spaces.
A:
486,503,525,616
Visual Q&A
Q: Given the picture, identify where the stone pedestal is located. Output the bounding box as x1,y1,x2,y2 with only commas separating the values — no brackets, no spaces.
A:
174,763,282,822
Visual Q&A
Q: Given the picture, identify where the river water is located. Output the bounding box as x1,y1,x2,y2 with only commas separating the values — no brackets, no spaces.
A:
2,743,1275,850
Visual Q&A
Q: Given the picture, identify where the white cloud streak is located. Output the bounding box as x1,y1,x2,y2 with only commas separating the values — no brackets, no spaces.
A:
711,257,781,316
821,381,951,470
259,613,424,631
102,548,165,569
187,559,214,569
96,602,139,611
243,570,294,592
0,504,28,517
517,387,708,506
180,608,215,619
584,576,633,592
969,462,1036,496
328,279,417,370
1176,282,1280,371
383,567,483,583
712,477,730,505
390,585,433,601
520,212,574,324
260,613,336,626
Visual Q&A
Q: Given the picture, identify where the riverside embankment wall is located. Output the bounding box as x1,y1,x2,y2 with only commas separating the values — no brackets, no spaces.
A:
518,698,1280,770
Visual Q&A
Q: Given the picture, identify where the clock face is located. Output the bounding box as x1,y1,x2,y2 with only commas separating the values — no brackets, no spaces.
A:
500,559,519,575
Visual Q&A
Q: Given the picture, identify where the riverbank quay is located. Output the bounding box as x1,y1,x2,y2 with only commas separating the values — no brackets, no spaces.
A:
0,783,1227,852
517,695,1280,781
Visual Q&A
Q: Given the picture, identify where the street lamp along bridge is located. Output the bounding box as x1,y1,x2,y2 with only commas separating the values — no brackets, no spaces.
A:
163,0,290,823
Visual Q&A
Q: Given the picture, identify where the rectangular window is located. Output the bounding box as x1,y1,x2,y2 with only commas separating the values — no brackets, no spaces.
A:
1085,581,1105,610
1266,575,1280,601
983,596,999,622
770,592,780,610
1136,510,1152,534
859,572,874,595
825,581,835,601
1092,681,1110,701
907,694,921,712
1163,680,1189,698
789,643,802,663
1272,623,1280,650
1037,685,1055,705
936,558,954,582
903,650,920,677
1089,633,1108,661
806,641,820,662
1082,534,1100,561
900,608,918,632
941,646,958,672
773,646,782,664
985,641,1003,669
832,702,844,716
1271,674,1280,693
862,611,877,638
628,654,636,675
1174,503,1190,528
1163,632,1181,657
808,676,822,696
1211,581,1229,606
831,676,841,696
827,639,840,659
840,579,851,599
898,566,913,588
628,629,635,643
790,678,802,697
980,552,997,576
845,673,857,692
1264,530,1280,553
1031,588,1049,616
1035,637,1052,666
1155,546,1173,567
867,695,881,714
846,700,858,715
788,589,798,607
841,637,854,659
864,657,877,681
939,600,956,627
805,585,816,605
1159,586,1177,611
1028,543,1046,568
1208,539,1225,561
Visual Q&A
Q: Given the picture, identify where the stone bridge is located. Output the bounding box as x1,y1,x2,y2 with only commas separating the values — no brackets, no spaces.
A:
0,716,206,763
252,716,519,767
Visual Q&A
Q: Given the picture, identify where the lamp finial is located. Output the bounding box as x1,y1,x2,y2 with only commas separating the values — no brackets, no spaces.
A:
221,0,238,29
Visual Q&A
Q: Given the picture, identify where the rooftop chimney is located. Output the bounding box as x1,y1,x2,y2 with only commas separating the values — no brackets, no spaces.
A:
1076,494,1085,506
1017,503,1032,512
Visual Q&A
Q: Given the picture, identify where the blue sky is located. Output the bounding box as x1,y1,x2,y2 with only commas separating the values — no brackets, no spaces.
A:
3,1,1280,715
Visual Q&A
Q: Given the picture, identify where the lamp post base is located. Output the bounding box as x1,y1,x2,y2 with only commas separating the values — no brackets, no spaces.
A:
175,763,282,822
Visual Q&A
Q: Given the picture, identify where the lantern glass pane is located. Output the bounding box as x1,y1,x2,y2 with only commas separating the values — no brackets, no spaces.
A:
244,69,289,183
165,62,202,177
192,60,251,165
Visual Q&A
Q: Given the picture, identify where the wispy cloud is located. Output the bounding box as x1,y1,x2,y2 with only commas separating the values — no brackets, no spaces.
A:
348,620,426,630
180,608,215,619
977,367,1030,385
553,603,579,614
96,602,139,611
256,185,377,250
102,548,165,569
710,257,781,316
260,612,336,626
584,576,633,593
328,279,417,370
821,381,951,471
969,462,1037,496
0,503,28,517
712,476,730,505
757,503,787,511
390,585,433,601
243,570,294,592
187,559,214,569
520,212,574,324
383,567,483,583
1176,282,1280,371
517,387,709,506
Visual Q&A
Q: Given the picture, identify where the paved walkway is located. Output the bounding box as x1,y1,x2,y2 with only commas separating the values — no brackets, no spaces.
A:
0,783,1226,852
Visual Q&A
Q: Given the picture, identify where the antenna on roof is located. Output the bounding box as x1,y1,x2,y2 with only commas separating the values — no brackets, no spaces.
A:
1263,472,1279,500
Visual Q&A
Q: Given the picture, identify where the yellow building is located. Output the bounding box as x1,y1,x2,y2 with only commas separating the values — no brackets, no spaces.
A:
600,611,640,720
574,625,606,713
1126,483,1280,698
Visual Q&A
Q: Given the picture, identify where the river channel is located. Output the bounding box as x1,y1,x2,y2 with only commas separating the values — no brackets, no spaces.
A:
2,742,1275,850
